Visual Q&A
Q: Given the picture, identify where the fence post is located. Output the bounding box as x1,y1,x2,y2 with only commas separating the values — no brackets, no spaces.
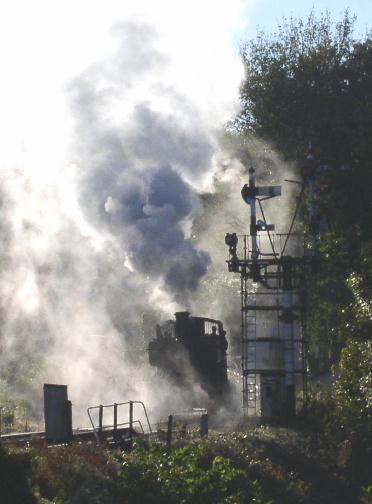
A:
114,404,118,429
98,405,103,441
129,401,133,449
200,413,208,438
166,414,173,451
113,403,118,441
66,400,73,441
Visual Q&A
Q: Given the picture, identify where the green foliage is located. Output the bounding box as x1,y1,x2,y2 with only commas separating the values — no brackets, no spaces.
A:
31,443,124,504
118,441,249,503
306,340,372,438
360,484,372,504
346,241,372,335
27,438,273,504
0,356,45,432
0,447,36,504
238,10,365,164
304,339,372,485
334,339,372,437
2,427,365,503
302,385,336,436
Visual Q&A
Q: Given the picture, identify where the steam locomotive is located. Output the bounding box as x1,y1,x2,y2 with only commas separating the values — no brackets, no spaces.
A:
148,312,229,398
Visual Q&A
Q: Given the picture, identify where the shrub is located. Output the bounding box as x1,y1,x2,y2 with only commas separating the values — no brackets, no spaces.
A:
0,447,36,504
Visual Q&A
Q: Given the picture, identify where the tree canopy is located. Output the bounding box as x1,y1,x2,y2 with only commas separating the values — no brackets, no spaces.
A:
238,11,372,162
235,12,372,368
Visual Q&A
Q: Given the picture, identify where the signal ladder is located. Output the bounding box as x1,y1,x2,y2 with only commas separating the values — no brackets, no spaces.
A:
242,296,259,416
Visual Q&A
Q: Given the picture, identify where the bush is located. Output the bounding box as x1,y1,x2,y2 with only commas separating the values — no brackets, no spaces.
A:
334,339,372,438
115,441,262,504
29,439,272,504
0,447,36,504
304,339,372,484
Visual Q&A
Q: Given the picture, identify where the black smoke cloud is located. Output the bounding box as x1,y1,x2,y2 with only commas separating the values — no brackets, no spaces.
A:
126,102,215,176
68,20,214,297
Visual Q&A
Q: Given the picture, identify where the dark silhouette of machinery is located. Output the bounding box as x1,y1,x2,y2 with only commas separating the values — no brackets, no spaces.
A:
148,312,228,397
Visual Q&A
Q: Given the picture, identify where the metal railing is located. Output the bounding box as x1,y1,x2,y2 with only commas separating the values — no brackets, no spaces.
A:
87,400,153,444
157,409,208,451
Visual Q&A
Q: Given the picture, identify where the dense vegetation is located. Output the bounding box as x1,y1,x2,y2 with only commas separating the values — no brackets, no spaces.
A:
2,426,371,504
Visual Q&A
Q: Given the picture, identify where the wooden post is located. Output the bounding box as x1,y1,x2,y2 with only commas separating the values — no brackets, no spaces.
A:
113,403,118,441
113,403,118,430
166,415,173,451
98,405,103,441
200,414,208,438
129,401,133,449
66,400,73,441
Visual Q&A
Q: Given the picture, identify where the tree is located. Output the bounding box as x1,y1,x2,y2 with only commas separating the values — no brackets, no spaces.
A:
239,12,352,156
238,11,372,235
334,339,372,437
235,11,372,364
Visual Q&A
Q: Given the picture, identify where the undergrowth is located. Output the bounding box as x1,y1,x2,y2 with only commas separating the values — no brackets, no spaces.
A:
1,426,367,504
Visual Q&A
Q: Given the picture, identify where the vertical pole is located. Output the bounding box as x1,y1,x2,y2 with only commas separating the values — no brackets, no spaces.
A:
247,168,259,417
248,167,258,260
113,403,118,439
200,414,208,438
98,405,103,441
166,415,173,451
241,236,248,416
66,400,73,441
129,401,133,448
282,259,295,420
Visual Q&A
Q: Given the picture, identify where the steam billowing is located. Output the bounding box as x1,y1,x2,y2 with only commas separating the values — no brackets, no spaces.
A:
0,11,244,424
68,22,215,297
0,7,296,426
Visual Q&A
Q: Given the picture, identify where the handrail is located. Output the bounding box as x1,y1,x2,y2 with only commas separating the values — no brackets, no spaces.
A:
87,400,152,443
89,419,144,435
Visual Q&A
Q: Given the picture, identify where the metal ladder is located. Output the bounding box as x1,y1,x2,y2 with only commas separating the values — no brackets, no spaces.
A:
241,289,258,416
246,305,258,416
241,235,259,416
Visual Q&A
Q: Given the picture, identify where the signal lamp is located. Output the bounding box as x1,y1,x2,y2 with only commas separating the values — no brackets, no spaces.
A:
225,233,238,248
241,184,256,204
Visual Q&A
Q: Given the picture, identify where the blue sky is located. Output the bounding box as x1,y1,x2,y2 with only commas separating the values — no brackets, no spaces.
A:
237,0,372,44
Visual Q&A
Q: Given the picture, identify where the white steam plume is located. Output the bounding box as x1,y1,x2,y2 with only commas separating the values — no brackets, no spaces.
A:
0,1,249,423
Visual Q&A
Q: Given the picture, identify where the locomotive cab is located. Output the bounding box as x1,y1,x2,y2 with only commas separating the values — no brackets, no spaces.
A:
148,312,228,397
